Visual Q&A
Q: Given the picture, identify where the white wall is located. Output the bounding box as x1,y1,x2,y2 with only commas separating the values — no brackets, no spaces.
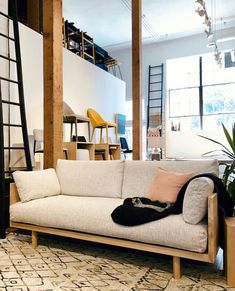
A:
19,23,125,143
111,30,235,158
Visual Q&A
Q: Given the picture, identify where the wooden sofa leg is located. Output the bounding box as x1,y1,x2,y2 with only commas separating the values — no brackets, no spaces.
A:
32,231,38,248
173,256,181,279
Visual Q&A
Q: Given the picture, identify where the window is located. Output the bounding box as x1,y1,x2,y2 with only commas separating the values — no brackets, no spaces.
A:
167,53,235,131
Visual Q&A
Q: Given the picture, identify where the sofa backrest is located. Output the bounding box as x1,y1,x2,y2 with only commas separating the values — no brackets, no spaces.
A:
121,160,219,199
56,159,124,198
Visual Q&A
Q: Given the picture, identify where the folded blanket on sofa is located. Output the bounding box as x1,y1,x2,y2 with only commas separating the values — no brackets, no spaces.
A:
111,197,175,226
111,173,234,249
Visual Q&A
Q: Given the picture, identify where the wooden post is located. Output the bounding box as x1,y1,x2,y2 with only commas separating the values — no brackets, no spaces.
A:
28,0,40,33
132,0,142,160
43,0,63,169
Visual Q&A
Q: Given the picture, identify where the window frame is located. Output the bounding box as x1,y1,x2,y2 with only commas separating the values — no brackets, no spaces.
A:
168,55,235,130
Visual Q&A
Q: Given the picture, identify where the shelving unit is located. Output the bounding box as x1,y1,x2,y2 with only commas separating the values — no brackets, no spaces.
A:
63,142,95,160
63,20,118,72
81,31,95,64
95,143,120,160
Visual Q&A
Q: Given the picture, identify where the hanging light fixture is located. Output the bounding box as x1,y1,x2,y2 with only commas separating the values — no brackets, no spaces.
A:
205,27,214,39
195,0,222,66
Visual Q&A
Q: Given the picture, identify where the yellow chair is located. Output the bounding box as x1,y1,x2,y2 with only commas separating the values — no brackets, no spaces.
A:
87,108,117,143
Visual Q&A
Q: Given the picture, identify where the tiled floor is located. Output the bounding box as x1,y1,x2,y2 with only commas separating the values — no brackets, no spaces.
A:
0,233,234,290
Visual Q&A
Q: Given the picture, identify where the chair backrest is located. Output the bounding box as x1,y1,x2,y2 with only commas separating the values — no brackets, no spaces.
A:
63,101,75,116
33,129,44,153
120,137,129,150
33,129,43,142
87,108,105,127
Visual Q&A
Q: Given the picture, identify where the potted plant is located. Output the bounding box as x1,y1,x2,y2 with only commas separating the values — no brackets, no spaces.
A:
199,123,235,204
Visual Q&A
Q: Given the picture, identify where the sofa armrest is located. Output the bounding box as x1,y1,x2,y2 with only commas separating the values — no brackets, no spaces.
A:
10,183,20,205
208,193,218,262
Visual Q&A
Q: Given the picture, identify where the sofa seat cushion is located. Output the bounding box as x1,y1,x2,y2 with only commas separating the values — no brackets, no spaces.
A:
56,160,124,198
122,160,218,199
10,195,207,253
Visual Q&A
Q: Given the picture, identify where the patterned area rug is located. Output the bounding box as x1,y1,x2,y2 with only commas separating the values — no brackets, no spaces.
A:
0,233,233,291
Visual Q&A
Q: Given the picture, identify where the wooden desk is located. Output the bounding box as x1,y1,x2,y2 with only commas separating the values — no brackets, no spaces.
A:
64,142,95,160
95,143,120,160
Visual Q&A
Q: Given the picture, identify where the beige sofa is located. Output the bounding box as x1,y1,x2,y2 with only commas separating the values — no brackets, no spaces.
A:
10,159,219,279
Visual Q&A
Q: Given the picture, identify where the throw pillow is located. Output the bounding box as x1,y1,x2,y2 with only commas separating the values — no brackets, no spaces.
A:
183,177,214,224
147,168,193,203
13,168,61,202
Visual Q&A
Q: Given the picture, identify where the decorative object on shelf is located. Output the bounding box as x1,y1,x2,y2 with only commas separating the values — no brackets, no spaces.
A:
195,0,222,66
199,123,235,204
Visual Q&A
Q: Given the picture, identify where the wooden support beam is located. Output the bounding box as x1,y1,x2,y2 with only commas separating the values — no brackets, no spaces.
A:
43,0,63,169
132,0,142,160
28,0,40,33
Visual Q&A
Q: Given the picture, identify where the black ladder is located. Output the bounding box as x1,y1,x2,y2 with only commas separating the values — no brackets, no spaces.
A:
146,64,164,150
0,1,32,238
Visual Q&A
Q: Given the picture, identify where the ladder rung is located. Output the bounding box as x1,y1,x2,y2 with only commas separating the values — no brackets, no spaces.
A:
0,11,13,20
150,90,162,92
83,37,94,45
0,54,17,62
0,32,15,41
150,65,162,68
4,147,25,150
150,81,162,84
0,77,19,84
149,98,162,101
1,100,20,106
83,52,94,59
3,123,22,128
150,73,162,76
149,106,161,109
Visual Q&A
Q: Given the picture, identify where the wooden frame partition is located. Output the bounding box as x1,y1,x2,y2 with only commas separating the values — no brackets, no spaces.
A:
10,184,219,280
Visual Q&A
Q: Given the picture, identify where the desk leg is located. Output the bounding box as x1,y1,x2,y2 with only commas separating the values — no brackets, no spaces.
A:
70,123,73,141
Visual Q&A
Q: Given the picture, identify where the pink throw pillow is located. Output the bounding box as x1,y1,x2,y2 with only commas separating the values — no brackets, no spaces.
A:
147,169,193,203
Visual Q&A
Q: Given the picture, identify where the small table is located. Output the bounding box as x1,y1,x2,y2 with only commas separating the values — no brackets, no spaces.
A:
225,217,235,286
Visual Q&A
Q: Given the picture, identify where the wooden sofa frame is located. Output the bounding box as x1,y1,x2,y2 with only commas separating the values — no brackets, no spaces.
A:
10,183,218,280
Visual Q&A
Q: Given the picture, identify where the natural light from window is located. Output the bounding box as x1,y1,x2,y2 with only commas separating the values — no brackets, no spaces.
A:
167,52,235,131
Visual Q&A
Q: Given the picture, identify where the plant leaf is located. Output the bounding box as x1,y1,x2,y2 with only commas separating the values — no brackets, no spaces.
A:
222,123,235,154
223,164,231,185
202,150,223,156
233,123,235,147
228,179,235,204
221,150,235,160
198,134,232,155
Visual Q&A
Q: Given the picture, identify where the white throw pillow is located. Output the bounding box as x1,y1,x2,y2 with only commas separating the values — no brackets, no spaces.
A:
183,177,214,224
13,168,61,202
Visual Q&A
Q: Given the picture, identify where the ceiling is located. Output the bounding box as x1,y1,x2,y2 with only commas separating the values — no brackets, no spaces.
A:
63,0,235,50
